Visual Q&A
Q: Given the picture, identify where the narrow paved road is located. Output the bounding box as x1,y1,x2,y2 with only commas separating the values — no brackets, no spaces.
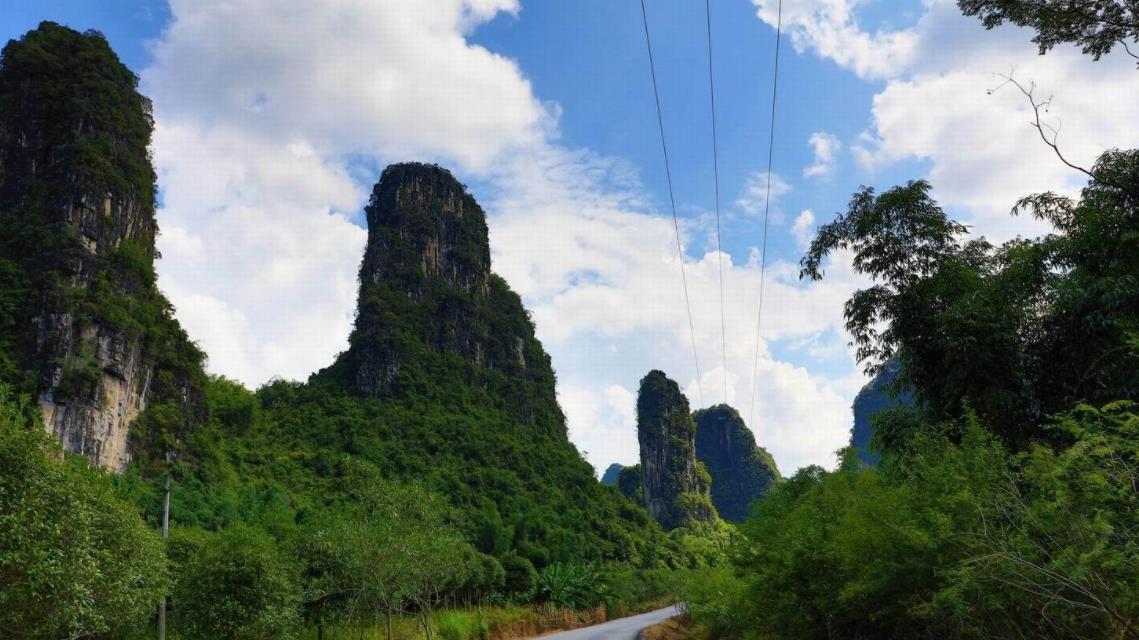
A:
536,606,680,640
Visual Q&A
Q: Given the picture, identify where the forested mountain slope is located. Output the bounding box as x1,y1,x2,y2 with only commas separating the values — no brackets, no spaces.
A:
693,404,779,522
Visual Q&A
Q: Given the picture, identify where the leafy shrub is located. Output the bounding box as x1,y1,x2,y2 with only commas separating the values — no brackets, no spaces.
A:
536,563,604,609
681,568,747,639
601,568,684,617
173,525,302,640
0,385,167,639
55,354,101,400
500,552,538,600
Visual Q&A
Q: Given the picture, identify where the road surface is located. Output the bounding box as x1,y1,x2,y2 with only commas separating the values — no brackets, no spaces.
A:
536,606,680,640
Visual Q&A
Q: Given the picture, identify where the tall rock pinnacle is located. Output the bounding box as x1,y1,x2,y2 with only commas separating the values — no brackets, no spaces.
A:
635,370,715,529
694,404,780,522
330,163,566,437
0,23,203,471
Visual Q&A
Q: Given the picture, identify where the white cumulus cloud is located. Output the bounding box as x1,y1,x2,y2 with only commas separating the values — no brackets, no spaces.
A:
145,0,870,476
804,131,841,178
792,210,816,247
751,0,919,79
750,0,1138,242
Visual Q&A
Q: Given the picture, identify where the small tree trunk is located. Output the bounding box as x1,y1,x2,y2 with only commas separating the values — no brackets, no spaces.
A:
387,608,394,640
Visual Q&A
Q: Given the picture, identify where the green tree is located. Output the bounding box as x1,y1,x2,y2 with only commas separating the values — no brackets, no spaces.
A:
304,475,475,639
0,385,167,638
801,152,1139,450
957,0,1138,61
500,552,539,600
943,402,1139,638
172,525,302,640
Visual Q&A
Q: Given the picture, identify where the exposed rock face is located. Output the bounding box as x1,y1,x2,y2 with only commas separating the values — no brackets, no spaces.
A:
601,463,624,486
635,370,715,529
37,324,153,470
694,404,780,523
330,163,565,437
851,359,911,466
0,23,202,471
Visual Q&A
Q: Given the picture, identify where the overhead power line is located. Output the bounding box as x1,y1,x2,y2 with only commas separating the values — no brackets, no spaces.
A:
639,0,704,407
749,0,784,434
705,0,728,405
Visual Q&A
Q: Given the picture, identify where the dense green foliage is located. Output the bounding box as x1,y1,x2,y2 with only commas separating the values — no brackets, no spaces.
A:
616,464,644,503
174,525,302,640
149,375,691,567
688,151,1139,639
0,22,156,213
803,150,1139,451
500,552,539,598
688,406,1139,639
0,386,167,639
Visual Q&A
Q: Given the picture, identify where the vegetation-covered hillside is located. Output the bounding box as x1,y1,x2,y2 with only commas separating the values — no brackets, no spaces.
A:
693,405,779,523
683,149,1139,639
0,23,721,639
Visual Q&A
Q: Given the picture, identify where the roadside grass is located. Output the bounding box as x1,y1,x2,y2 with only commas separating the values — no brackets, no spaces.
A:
295,600,677,640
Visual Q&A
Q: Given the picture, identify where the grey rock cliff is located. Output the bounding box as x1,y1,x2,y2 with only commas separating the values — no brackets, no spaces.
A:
635,370,715,529
0,23,202,471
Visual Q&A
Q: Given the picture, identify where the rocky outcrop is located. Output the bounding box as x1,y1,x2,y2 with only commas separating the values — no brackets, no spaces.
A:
37,323,153,471
0,23,203,471
328,163,565,437
850,359,911,466
601,463,624,486
694,404,780,523
635,370,715,529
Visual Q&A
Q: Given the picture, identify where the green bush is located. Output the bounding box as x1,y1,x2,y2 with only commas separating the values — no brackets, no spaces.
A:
601,568,684,616
681,568,746,639
0,385,167,639
434,610,490,640
536,563,603,609
500,552,538,600
55,354,101,401
172,525,302,640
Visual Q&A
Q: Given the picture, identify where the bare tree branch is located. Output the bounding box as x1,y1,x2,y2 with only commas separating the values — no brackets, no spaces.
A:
989,72,1139,199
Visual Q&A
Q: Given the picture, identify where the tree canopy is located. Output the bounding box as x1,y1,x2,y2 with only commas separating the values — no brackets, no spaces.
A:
958,0,1139,62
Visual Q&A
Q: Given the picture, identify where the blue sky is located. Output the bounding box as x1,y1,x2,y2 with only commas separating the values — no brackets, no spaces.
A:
3,0,1134,474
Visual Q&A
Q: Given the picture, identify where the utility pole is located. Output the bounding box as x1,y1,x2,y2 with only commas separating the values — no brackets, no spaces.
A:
158,455,171,640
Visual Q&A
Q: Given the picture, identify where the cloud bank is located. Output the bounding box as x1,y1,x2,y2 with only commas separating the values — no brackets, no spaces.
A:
144,0,902,477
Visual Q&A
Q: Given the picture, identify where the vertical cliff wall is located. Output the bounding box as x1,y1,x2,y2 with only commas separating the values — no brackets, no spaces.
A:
694,404,780,522
0,23,203,471
635,370,715,529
